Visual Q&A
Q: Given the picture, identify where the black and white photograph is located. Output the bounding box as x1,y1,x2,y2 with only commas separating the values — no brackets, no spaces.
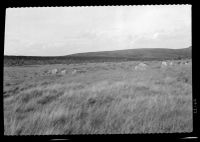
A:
3,5,192,135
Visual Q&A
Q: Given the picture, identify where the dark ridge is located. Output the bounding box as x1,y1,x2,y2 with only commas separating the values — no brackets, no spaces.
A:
4,46,191,66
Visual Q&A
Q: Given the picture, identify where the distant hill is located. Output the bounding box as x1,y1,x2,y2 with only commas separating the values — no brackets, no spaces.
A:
4,46,191,66
68,46,191,59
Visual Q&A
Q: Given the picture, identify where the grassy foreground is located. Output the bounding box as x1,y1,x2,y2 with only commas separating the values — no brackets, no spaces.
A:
4,61,192,135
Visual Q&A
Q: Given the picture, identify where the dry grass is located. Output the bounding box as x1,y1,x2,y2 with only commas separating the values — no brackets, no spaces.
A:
4,60,192,135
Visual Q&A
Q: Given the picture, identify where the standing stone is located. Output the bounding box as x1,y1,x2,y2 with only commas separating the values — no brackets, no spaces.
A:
51,68,58,74
61,69,66,75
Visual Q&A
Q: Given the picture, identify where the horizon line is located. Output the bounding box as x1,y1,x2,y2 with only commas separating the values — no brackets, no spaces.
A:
4,46,191,57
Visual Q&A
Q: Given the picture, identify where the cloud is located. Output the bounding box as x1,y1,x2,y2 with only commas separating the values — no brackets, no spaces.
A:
5,5,191,56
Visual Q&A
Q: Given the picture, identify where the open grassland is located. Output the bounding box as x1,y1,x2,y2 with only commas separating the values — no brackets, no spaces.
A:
4,60,192,135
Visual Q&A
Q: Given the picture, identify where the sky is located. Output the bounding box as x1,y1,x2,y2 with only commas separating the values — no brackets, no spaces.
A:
4,5,191,56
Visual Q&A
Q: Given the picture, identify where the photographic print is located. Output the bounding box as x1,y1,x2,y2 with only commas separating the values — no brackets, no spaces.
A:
4,5,192,135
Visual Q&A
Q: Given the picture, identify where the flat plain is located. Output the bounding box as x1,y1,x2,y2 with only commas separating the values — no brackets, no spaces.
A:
3,60,192,135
